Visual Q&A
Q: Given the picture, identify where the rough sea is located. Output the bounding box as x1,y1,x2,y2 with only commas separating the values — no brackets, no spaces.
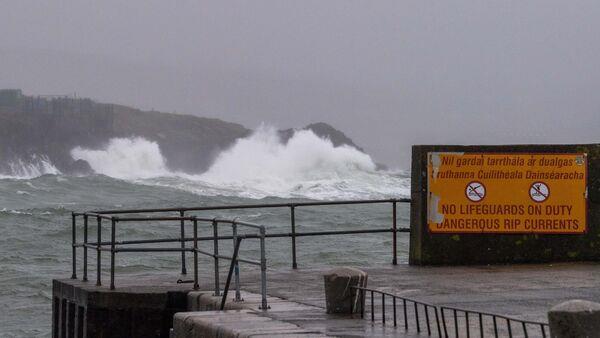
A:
0,127,410,337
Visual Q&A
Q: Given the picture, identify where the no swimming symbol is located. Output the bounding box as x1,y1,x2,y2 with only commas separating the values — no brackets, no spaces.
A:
465,181,485,202
529,182,550,203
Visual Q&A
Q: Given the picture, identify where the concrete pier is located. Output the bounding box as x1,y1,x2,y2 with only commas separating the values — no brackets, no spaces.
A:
52,277,194,337
53,262,600,337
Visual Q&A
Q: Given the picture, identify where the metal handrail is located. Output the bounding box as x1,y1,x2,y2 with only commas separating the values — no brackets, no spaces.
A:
85,198,410,270
70,199,411,311
79,228,409,247
91,198,410,214
70,213,269,310
438,305,549,338
353,286,441,335
352,286,550,338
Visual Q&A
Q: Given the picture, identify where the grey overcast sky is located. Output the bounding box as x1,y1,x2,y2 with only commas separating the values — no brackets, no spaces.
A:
2,1,600,169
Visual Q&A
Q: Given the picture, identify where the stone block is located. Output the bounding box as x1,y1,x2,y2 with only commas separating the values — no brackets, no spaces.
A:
548,299,600,338
323,267,367,314
172,310,328,337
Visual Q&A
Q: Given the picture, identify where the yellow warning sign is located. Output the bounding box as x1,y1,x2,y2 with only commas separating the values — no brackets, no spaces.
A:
427,153,587,234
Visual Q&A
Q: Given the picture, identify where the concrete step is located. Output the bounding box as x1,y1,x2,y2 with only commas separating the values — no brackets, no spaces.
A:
172,309,330,338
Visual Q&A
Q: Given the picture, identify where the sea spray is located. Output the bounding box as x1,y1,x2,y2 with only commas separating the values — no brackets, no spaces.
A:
196,126,397,198
71,137,171,179
68,128,409,199
0,155,61,179
202,126,376,179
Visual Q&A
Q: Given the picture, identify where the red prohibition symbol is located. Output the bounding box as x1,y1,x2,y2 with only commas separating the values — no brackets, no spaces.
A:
465,181,486,202
529,181,550,203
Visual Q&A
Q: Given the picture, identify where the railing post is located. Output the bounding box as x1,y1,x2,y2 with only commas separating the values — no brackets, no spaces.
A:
96,216,101,286
290,205,297,269
83,215,88,281
259,226,268,310
382,293,386,324
180,210,187,275
393,296,397,327
71,213,77,279
110,218,116,290
371,290,375,321
193,217,199,290
392,200,397,265
212,220,220,296
361,289,365,318
232,221,242,301
220,237,242,310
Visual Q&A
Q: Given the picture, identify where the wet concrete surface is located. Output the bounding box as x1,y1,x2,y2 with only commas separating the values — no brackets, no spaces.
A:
57,262,600,337
233,262,600,336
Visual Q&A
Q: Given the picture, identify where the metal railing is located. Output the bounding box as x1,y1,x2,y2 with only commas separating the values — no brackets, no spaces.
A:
89,198,410,270
70,213,268,310
69,199,410,311
438,305,549,338
354,286,442,336
353,286,550,338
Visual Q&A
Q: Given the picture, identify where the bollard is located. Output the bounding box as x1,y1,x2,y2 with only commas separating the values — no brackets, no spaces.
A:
548,299,600,338
323,267,368,314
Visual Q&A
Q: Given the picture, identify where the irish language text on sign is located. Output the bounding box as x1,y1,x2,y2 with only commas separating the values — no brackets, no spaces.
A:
427,152,587,234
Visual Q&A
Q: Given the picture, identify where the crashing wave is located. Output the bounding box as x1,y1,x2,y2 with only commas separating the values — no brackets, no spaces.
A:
0,155,61,179
69,127,409,199
71,137,171,179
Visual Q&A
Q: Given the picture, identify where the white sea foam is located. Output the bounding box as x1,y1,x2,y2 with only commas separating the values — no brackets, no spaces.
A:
0,208,33,215
71,137,171,179
0,155,61,179
69,127,410,199
194,126,407,199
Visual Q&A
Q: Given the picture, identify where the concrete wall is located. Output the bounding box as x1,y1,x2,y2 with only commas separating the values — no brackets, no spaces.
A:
52,279,190,338
409,144,600,265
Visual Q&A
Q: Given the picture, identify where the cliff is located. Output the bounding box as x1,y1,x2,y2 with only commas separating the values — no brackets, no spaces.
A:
0,89,369,175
